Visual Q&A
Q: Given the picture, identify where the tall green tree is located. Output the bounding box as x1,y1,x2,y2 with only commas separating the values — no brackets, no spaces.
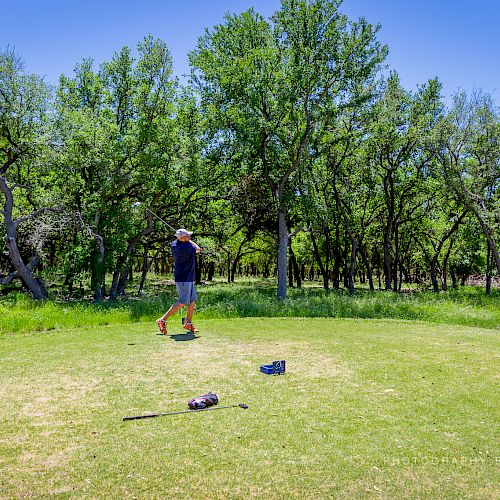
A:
190,0,386,298
309,80,382,293
56,37,179,299
433,91,500,277
368,74,442,290
0,48,53,299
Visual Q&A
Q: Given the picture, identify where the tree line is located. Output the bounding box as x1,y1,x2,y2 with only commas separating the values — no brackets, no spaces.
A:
1,0,499,300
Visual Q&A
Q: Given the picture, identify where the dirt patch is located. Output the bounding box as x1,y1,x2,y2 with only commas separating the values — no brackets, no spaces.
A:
49,486,74,495
19,451,37,463
44,444,81,468
18,375,104,422
19,443,81,469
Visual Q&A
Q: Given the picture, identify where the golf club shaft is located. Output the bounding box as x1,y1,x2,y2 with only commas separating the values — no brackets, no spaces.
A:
145,207,176,232
123,404,247,421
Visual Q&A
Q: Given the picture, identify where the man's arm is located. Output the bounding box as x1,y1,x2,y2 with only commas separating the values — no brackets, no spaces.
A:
191,241,202,254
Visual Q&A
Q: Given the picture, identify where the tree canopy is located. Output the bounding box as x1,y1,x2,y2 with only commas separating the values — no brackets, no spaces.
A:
1,0,499,300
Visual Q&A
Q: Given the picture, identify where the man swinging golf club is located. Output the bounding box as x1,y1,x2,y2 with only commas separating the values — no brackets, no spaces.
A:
156,228,202,335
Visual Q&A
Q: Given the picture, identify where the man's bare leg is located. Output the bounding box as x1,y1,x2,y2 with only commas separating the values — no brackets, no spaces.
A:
186,301,196,324
160,303,184,322
183,302,199,332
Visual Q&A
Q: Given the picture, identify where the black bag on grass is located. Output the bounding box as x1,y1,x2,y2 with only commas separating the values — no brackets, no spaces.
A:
188,393,219,410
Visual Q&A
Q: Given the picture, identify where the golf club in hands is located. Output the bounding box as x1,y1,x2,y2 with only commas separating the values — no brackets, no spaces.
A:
123,403,249,421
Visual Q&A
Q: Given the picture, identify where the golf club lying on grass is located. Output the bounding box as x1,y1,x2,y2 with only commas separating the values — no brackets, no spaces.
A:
123,404,249,421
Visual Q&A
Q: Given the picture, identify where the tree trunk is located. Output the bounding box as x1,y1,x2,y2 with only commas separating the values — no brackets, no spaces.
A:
441,239,453,292
110,270,120,299
289,243,301,288
430,259,440,293
373,249,381,290
451,267,457,288
137,244,166,295
360,245,374,291
207,261,215,281
348,240,357,295
486,240,492,296
392,223,399,292
310,229,328,290
4,233,48,299
63,271,74,293
288,238,294,288
431,210,467,292
263,261,269,278
343,237,350,289
91,237,106,301
332,225,341,289
89,209,106,301
137,242,150,296
117,268,129,296
0,176,48,299
230,239,249,283
230,258,238,283
383,229,392,290
324,229,330,290
92,257,106,301
383,173,394,290
277,207,288,299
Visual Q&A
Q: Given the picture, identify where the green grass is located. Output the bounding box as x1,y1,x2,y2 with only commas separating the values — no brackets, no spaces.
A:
0,282,498,333
0,318,498,498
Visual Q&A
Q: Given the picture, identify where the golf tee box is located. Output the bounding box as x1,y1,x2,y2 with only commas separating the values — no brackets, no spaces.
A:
260,360,286,375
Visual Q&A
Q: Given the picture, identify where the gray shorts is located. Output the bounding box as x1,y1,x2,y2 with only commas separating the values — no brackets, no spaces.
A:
175,281,198,305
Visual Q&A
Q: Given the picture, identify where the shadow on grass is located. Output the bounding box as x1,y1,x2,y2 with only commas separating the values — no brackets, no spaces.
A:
169,332,200,341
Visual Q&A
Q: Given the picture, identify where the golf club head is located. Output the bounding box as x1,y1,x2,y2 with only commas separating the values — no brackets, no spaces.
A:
133,202,142,208
239,404,249,409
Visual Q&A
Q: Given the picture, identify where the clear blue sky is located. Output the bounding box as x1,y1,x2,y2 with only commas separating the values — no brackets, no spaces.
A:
2,0,499,102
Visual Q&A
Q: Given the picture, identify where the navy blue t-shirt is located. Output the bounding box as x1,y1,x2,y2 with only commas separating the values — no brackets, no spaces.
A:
171,240,196,282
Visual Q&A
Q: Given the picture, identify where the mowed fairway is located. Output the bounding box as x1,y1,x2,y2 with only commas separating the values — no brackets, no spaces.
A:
0,318,498,498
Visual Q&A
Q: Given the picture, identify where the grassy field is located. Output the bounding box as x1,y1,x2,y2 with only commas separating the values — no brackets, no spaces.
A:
0,282,499,333
0,318,498,498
